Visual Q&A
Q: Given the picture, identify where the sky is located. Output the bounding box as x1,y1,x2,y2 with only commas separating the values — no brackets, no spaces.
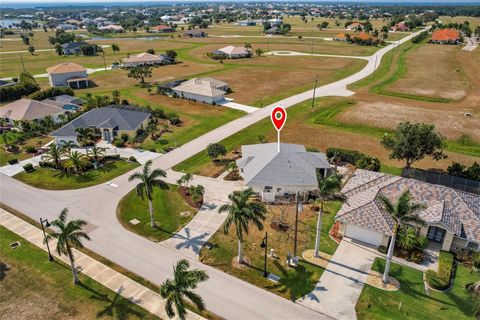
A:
2,0,480,3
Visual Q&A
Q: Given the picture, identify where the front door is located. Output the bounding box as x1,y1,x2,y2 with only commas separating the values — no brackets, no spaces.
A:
102,129,111,142
427,226,446,243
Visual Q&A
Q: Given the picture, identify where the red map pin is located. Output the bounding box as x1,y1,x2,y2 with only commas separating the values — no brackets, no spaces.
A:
271,106,287,152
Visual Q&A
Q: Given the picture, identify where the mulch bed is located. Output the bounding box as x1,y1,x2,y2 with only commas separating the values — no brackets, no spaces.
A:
224,170,243,181
366,271,400,291
177,186,203,209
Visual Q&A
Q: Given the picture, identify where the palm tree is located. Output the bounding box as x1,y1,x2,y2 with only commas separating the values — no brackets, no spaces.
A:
128,160,168,227
44,208,90,284
218,188,266,263
42,144,66,169
64,151,89,175
244,42,252,50
377,190,426,283
189,185,205,204
160,259,209,320
60,140,77,152
75,128,94,150
314,173,345,257
87,145,107,163
111,43,120,56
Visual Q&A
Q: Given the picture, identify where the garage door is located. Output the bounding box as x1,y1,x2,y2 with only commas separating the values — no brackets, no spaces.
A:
345,224,383,246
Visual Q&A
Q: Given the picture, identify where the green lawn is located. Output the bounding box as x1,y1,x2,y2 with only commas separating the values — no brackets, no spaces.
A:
0,226,157,320
199,201,341,301
14,160,138,190
0,133,52,166
356,258,477,320
117,185,196,242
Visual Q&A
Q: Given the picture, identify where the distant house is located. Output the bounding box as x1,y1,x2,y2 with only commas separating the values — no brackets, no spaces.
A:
99,24,124,33
265,26,282,35
62,41,93,55
430,29,460,44
0,98,67,126
236,143,332,202
236,19,264,26
210,46,250,59
151,25,176,33
268,18,283,26
122,52,168,68
346,22,362,30
42,94,83,111
172,77,229,104
333,33,347,41
391,22,409,32
51,106,150,144
56,23,78,31
47,62,89,89
183,29,207,38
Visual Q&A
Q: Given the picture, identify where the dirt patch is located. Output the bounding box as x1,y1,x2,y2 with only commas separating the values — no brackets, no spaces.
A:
302,249,332,268
232,256,251,269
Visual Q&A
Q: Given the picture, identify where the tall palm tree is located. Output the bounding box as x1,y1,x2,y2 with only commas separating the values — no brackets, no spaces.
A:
160,259,209,320
377,189,426,283
128,160,168,227
218,188,266,263
44,208,90,284
64,151,89,175
60,140,77,152
314,173,345,257
75,128,94,150
42,144,66,169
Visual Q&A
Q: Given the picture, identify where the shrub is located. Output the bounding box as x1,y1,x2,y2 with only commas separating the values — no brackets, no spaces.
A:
426,251,454,290
29,86,74,101
121,133,129,143
23,163,34,173
129,156,137,162
207,143,227,160
8,159,18,165
306,146,320,152
0,73,40,102
114,140,125,148
24,145,36,153
411,30,428,43
378,245,388,254
355,155,381,172
326,147,365,164
149,148,156,153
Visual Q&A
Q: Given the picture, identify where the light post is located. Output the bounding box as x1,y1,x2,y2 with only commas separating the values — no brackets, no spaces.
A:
40,217,53,261
260,232,268,277
293,191,304,258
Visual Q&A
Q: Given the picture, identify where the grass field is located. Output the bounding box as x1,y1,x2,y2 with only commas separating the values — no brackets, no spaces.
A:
356,258,477,320
438,15,480,30
0,226,157,320
117,184,196,242
200,201,341,300
14,160,139,190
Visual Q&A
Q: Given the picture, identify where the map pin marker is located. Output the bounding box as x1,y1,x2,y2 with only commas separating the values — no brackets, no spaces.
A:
271,106,287,153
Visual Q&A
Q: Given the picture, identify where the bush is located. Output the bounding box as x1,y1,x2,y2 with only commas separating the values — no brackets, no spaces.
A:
326,147,365,164
411,30,428,43
114,140,125,148
207,143,227,160
29,86,74,101
0,72,40,102
8,159,18,165
121,134,129,143
149,148,156,152
426,251,454,290
378,245,388,254
355,155,381,172
23,163,34,173
24,145,36,153
129,156,137,162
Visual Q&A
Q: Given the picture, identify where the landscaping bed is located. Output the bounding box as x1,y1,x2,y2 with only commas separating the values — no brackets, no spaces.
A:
425,251,455,291
117,184,197,242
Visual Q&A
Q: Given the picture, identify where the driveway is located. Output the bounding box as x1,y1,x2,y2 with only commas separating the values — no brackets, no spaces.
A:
297,239,376,320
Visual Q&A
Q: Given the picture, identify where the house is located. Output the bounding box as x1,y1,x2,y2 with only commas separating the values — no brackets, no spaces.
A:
51,105,150,145
333,33,347,41
42,94,83,111
47,62,89,89
346,22,362,30
211,46,250,59
56,23,78,31
236,143,332,202
122,52,168,68
151,25,176,33
430,29,460,44
265,26,283,35
172,77,228,104
99,24,124,33
61,41,92,55
268,18,283,26
0,98,67,126
236,19,264,26
183,29,207,37
391,22,409,32
335,169,480,252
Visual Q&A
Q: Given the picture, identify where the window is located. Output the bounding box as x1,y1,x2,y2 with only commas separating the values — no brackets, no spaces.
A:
467,242,479,250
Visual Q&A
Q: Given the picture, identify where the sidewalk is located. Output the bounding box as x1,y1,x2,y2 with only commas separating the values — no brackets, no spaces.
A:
0,155,42,177
0,208,204,320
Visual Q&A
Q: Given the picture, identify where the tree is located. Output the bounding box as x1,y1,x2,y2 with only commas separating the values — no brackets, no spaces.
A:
218,188,266,263
60,140,77,152
44,208,90,284
28,45,35,55
55,43,63,55
381,122,446,168
165,50,177,62
128,160,168,227
64,151,89,175
255,48,264,57
147,48,155,54
112,89,120,104
177,172,193,188
314,174,345,257
206,143,226,161
244,42,252,50
87,145,106,163
42,144,66,169
189,185,205,203
396,227,417,251
75,128,94,150
127,65,153,84
160,259,209,320
111,43,120,56
377,190,426,283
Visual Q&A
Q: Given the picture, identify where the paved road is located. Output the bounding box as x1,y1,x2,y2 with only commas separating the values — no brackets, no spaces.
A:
462,37,478,51
0,28,426,319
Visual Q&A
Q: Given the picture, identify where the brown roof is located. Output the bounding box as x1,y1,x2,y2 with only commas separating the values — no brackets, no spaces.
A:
0,98,66,121
47,62,86,74
432,29,460,41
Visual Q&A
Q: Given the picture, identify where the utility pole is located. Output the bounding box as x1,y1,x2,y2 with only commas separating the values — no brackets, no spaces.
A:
293,191,300,257
19,54,26,73
102,51,107,70
311,74,318,108
372,55,378,81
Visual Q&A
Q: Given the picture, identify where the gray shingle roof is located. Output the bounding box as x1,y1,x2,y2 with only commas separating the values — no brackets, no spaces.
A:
335,169,480,242
51,106,150,137
62,41,89,50
237,143,331,187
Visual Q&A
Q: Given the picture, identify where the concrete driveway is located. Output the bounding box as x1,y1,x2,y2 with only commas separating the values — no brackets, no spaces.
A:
297,239,376,320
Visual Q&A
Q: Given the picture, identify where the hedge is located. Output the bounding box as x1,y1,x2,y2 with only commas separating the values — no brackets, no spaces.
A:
326,147,381,171
0,79,40,102
425,251,454,290
23,163,34,173
29,87,74,101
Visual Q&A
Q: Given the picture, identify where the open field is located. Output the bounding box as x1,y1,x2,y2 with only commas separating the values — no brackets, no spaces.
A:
200,201,341,301
0,29,57,51
117,184,196,242
0,226,157,320
283,16,391,30
438,15,480,30
356,258,476,320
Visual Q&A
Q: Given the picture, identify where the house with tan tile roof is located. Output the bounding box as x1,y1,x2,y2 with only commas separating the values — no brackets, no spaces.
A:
211,46,251,59
122,52,168,68
335,169,480,252
47,62,88,89
0,98,67,126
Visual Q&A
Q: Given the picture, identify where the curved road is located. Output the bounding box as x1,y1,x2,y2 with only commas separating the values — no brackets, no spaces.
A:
0,29,425,320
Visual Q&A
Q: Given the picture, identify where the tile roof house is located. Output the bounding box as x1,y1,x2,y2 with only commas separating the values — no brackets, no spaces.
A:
237,143,332,202
151,25,176,33
0,98,67,126
47,62,89,89
346,22,362,30
172,77,229,104
183,29,207,37
211,46,251,59
98,24,124,33
51,106,150,145
122,52,168,68
335,169,480,252
430,28,460,44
